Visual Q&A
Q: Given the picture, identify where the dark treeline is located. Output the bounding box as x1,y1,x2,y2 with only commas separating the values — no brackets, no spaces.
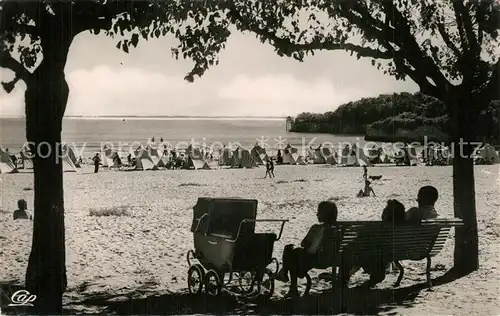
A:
290,92,499,144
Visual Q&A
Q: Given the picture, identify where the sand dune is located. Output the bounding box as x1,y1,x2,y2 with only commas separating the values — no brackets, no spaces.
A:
0,164,499,314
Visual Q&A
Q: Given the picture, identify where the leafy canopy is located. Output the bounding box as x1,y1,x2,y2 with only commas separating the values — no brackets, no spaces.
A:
2,0,499,104
0,0,232,85
226,0,499,105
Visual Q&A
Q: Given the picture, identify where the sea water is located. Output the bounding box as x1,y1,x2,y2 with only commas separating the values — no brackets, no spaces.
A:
0,117,365,157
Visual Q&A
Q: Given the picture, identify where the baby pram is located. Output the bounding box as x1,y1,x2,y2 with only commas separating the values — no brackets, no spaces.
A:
187,197,287,298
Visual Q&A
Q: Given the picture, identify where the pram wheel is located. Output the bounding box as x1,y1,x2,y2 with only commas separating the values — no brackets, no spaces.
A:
204,270,222,296
187,264,205,294
301,273,312,296
257,269,275,299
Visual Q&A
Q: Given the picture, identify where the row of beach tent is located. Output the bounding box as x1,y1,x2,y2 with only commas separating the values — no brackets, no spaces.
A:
2,142,500,174
0,143,81,174
99,143,375,171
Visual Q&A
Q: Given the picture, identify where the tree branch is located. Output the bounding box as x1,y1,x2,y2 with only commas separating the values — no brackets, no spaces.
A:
380,1,450,90
226,3,393,59
392,56,440,99
452,1,470,52
4,23,40,38
0,49,32,84
71,0,153,34
481,59,500,102
456,1,478,54
437,22,462,57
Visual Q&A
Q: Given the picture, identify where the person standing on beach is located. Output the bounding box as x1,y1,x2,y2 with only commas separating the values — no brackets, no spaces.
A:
92,153,101,173
269,158,275,178
265,158,272,178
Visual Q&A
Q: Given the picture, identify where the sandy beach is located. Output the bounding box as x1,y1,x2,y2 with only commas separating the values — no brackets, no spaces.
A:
1,164,499,314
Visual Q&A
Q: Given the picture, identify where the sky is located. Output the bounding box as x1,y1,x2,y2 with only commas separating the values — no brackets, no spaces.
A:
0,29,419,117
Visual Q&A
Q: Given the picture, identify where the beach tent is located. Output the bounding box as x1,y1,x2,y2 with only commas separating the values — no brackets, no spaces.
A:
328,155,337,165
312,146,335,164
284,144,299,155
0,147,18,173
133,145,156,170
476,144,500,164
407,145,419,166
60,152,77,172
20,144,33,169
185,156,211,170
367,145,383,164
186,144,204,160
339,144,371,166
251,144,268,165
340,145,356,166
283,144,299,164
61,142,81,168
306,147,315,161
320,147,337,165
352,144,373,166
232,146,255,168
292,153,307,165
146,145,166,168
313,147,326,164
282,151,297,164
219,147,233,166
429,145,452,165
101,144,116,168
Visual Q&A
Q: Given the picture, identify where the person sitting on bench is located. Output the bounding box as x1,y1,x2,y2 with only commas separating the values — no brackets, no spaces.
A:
13,199,32,220
405,185,439,223
276,201,338,297
341,199,406,288
360,199,406,287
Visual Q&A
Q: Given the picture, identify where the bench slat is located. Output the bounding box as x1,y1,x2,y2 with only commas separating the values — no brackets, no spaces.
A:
340,236,437,245
341,234,439,242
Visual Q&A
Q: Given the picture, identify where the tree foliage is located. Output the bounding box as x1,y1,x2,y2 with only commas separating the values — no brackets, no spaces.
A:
290,92,448,134
290,92,499,144
225,0,499,126
0,0,232,85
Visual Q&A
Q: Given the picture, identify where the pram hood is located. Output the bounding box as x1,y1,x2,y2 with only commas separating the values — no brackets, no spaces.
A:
191,197,258,239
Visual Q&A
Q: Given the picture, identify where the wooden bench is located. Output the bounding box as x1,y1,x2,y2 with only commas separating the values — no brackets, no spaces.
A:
301,219,464,294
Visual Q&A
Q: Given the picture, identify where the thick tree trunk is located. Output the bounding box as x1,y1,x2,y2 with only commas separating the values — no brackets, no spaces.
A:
25,23,72,314
452,143,479,274
449,91,480,275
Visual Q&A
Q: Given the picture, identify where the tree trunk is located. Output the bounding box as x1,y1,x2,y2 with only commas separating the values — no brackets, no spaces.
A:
449,90,480,275
25,26,72,314
452,142,479,274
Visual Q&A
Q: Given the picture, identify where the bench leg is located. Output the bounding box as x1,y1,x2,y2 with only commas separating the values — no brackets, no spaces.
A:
332,266,347,312
394,261,404,287
426,257,433,291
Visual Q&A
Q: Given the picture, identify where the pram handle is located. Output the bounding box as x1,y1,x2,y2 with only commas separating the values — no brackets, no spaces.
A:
225,219,289,242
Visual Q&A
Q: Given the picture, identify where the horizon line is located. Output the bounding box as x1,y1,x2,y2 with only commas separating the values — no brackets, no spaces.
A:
0,115,288,119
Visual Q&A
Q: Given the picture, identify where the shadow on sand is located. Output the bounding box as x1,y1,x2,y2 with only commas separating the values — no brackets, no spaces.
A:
60,269,462,315
0,281,32,315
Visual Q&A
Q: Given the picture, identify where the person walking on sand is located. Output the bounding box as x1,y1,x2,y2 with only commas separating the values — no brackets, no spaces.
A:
269,157,275,178
92,153,101,173
265,158,272,178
